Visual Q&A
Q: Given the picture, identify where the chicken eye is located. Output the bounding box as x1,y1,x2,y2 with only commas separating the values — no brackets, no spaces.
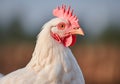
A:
57,22,66,30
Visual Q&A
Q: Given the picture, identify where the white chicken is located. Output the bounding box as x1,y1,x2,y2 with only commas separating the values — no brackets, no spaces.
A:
0,5,85,84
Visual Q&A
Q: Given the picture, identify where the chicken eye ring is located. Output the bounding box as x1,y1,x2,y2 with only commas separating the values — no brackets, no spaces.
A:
57,22,66,30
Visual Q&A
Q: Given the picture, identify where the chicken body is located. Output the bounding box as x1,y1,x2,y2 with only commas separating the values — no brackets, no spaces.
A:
0,15,85,84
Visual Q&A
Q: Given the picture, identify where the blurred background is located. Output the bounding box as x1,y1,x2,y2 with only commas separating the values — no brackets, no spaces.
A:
0,0,120,84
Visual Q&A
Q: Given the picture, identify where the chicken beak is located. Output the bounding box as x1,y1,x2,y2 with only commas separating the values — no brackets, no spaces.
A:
70,27,84,36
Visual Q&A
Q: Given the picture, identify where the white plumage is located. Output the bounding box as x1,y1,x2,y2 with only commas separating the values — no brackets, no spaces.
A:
0,13,85,84
0,73,3,78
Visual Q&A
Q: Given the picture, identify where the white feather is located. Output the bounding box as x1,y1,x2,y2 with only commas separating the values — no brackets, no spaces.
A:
0,18,85,84
0,73,3,78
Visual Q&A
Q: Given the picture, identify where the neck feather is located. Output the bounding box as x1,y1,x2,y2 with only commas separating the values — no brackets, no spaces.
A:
26,26,71,72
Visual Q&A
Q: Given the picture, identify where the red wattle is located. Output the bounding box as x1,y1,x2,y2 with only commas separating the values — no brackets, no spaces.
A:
51,31,76,47
62,35,76,47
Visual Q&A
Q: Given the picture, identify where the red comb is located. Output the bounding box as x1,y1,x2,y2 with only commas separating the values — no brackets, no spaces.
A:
53,4,80,28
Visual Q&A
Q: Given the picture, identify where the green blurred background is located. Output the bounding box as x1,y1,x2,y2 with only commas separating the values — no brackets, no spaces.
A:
0,0,120,84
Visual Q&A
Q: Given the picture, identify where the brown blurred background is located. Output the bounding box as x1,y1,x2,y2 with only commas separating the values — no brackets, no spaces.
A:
0,0,120,84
